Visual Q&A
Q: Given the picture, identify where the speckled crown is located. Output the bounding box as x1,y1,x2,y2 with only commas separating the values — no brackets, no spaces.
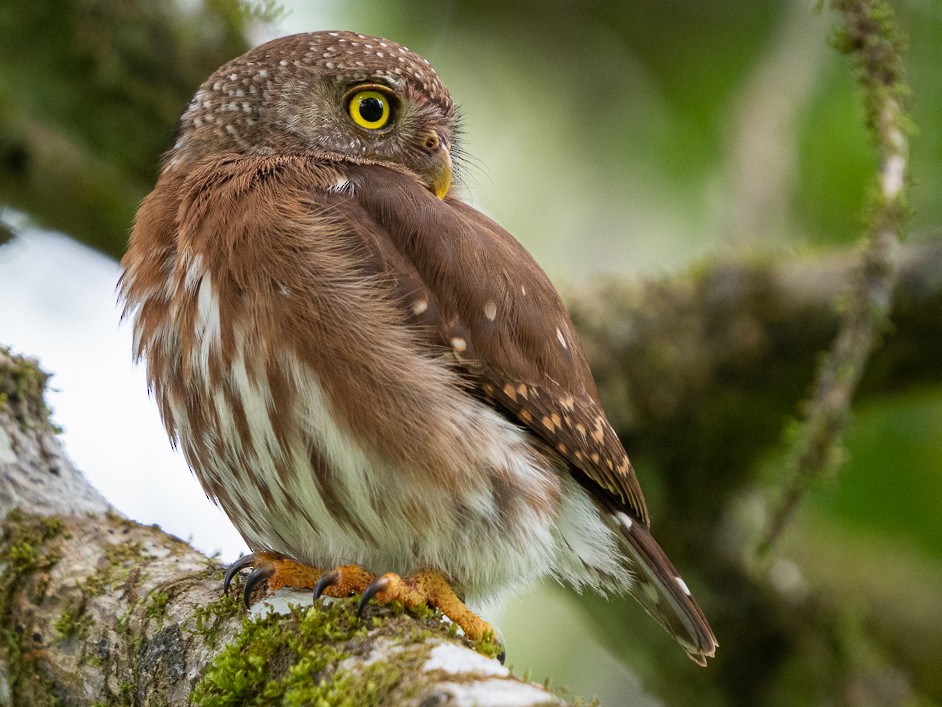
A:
171,31,453,162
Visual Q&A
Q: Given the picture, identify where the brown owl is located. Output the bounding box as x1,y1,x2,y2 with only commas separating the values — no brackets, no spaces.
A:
119,30,717,665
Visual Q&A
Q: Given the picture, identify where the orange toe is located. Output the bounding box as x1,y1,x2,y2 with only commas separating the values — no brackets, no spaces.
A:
223,558,498,652
224,551,329,605
359,570,497,642
252,551,326,592
312,563,377,598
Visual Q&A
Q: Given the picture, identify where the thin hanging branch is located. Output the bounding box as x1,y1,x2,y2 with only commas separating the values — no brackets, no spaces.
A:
755,0,911,557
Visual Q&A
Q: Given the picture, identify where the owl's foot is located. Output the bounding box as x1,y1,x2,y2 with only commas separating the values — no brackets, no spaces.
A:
312,564,377,600
225,559,503,660
357,570,501,655
315,566,499,651
313,566,495,640
223,552,335,607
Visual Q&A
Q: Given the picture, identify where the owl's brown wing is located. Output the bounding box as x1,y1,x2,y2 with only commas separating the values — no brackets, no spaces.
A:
346,162,650,525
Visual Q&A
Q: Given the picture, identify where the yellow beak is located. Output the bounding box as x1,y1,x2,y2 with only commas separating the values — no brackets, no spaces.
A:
432,145,453,200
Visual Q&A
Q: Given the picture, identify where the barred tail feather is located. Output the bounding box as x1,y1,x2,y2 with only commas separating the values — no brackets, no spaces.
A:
613,510,718,666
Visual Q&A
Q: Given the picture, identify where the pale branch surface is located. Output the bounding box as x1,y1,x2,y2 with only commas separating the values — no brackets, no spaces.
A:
0,351,110,520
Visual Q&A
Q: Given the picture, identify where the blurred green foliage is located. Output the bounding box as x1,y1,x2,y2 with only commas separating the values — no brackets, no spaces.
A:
0,0,252,255
813,388,942,557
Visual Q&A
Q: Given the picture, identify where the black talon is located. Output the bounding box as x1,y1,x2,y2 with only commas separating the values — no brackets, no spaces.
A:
356,576,390,617
242,565,273,608
313,569,340,601
490,628,506,664
223,553,256,596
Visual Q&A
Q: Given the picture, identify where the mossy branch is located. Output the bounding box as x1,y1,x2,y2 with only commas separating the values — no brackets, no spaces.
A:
754,0,912,557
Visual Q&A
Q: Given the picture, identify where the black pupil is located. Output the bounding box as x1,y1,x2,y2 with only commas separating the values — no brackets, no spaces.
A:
359,96,385,123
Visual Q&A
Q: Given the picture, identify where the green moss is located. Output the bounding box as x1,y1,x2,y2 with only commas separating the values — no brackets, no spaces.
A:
0,511,63,586
0,347,53,430
187,587,242,650
830,0,909,133
81,539,146,599
301,658,405,707
114,609,132,636
0,512,65,700
191,601,363,705
54,598,91,640
190,596,498,706
119,680,135,703
144,590,171,625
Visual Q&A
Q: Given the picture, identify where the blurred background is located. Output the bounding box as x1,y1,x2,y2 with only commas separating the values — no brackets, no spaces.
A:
1,0,940,704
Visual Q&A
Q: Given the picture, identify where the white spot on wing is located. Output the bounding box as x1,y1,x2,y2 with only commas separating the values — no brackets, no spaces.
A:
676,576,691,596
616,511,633,531
411,299,428,315
483,301,497,321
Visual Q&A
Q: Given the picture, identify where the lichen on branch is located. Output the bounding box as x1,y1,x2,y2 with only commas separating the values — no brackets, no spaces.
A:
755,0,912,557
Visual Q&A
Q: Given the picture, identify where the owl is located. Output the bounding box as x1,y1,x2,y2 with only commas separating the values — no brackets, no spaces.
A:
120,31,717,665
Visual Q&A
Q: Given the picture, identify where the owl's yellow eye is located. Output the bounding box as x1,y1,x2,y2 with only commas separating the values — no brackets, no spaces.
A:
347,88,395,130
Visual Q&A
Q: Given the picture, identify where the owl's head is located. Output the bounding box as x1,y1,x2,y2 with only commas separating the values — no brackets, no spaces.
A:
169,31,457,198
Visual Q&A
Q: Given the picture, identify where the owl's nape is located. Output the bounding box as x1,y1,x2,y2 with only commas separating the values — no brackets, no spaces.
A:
119,29,716,667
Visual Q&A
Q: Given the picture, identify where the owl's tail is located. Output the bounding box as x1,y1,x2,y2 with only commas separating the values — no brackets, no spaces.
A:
612,509,718,666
